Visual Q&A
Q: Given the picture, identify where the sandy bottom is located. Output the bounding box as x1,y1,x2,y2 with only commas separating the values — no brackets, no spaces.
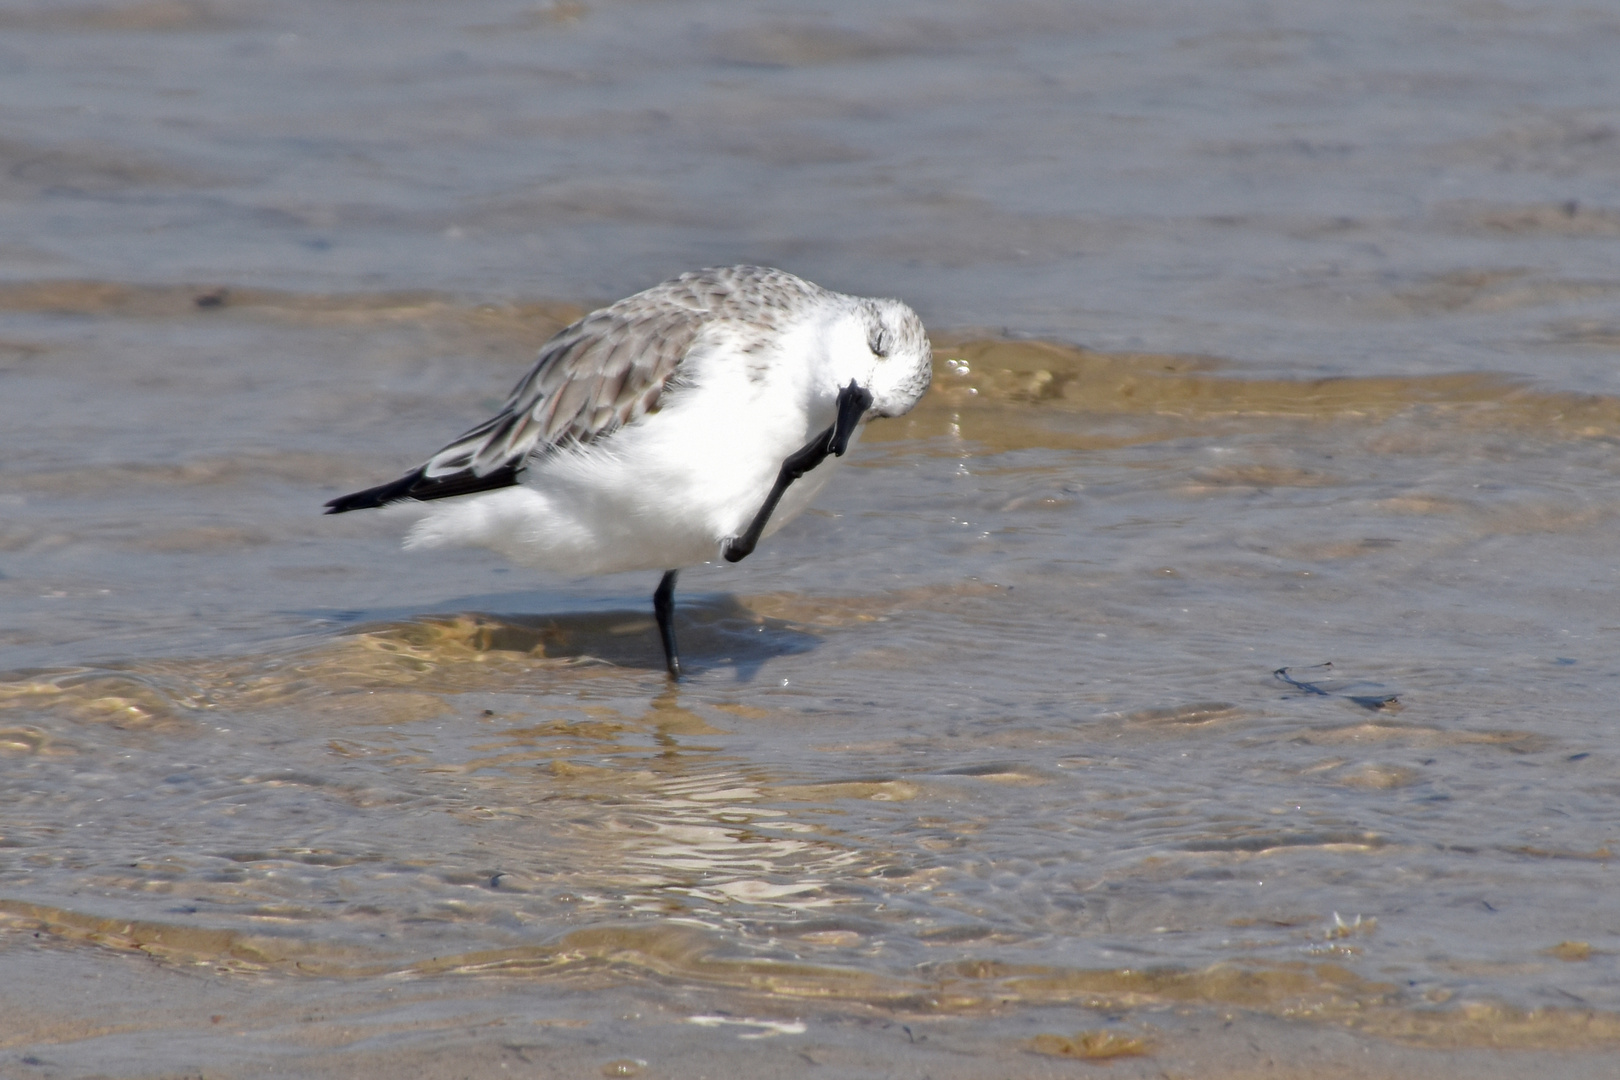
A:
6,938,1616,1080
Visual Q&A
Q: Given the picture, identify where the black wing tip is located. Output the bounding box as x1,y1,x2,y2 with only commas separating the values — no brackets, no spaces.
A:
323,492,380,515
324,471,425,514
322,462,523,515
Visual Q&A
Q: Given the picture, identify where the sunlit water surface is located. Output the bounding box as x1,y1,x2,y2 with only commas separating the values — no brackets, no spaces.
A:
2,1,1619,1076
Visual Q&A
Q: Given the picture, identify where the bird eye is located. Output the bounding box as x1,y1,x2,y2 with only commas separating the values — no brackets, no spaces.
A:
870,329,889,358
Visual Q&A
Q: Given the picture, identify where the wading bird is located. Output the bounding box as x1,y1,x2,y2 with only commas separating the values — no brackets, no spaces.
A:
326,266,931,678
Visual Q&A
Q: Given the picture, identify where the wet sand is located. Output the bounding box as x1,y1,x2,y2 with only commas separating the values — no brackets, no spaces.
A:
4,1,1620,1076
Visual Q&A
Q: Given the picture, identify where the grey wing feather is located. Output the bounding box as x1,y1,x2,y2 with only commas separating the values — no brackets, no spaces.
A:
418,266,823,481
425,316,674,479
323,266,829,515
425,314,660,477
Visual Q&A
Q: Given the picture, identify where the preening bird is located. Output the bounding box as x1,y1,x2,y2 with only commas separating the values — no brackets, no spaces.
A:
325,265,932,678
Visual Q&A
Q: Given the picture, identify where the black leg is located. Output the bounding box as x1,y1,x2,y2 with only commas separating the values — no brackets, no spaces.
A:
653,569,681,679
828,377,874,457
724,380,873,564
722,426,831,564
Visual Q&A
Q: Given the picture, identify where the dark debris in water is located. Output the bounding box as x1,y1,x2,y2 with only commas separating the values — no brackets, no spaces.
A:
1274,663,1400,711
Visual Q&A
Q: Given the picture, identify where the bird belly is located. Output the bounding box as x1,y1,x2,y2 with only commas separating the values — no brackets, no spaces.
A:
402,359,844,576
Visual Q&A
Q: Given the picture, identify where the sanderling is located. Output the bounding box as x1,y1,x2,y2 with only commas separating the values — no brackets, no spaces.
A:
326,265,932,678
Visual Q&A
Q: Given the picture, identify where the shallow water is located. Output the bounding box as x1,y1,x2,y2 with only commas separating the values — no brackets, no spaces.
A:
3,1,1620,1077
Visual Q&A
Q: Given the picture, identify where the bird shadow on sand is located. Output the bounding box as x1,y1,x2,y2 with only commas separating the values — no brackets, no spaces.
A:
330,592,821,683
